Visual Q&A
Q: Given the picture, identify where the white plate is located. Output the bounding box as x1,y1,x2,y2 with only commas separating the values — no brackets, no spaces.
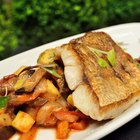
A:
1,23,140,140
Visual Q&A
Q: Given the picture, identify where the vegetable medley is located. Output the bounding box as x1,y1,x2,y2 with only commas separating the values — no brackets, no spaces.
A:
0,48,89,139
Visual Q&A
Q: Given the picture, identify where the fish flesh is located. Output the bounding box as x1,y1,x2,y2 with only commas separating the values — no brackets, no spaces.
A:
60,32,140,120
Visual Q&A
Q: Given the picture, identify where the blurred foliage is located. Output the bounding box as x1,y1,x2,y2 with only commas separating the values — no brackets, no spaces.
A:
0,0,140,60
0,0,18,60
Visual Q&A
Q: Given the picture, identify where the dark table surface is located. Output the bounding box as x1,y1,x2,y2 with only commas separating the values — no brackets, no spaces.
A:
12,47,140,140
102,115,140,140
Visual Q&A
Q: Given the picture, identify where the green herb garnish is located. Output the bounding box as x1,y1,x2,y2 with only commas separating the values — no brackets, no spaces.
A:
0,96,9,108
107,49,116,66
97,58,110,68
43,67,61,78
88,47,116,68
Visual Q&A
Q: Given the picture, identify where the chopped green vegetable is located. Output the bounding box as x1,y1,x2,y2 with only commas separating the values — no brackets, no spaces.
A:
97,58,110,68
37,48,57,65
88,47,116,68
43,67,61,78
107,49,116,66
0,96,9,108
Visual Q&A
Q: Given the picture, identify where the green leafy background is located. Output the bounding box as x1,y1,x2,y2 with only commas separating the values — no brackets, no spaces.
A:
0,0,140,60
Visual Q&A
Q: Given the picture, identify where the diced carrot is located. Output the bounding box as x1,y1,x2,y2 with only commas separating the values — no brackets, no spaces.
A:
56,121,70,139
19,126,37,140
70,120,88,130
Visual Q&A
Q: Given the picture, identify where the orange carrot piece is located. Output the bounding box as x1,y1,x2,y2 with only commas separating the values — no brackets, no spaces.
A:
70,120,88,130
56,121,70,139
19,126,38,140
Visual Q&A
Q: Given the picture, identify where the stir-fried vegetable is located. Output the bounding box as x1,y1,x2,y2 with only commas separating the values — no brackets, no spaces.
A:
56,121,70,139
0,113,12,126
40,79,60,101
67,94,74,106
43,67,61,78
14,66,27,75
10,92,41,106
0,74,17,95
69,120,88,130
12,111,35,133
36,102,62,126
14,72,29,91
37,48,59,65
21,68,46,92
0,61,89,140
54,109,79,122
0,96,9,109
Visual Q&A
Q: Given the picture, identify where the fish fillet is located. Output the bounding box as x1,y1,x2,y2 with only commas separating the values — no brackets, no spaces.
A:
60,32,140,120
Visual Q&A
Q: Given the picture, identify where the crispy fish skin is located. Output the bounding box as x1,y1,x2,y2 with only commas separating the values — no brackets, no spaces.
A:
60,32,140,120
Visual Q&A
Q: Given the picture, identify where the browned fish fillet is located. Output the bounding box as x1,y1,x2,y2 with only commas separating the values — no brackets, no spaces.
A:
60,32,140,120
